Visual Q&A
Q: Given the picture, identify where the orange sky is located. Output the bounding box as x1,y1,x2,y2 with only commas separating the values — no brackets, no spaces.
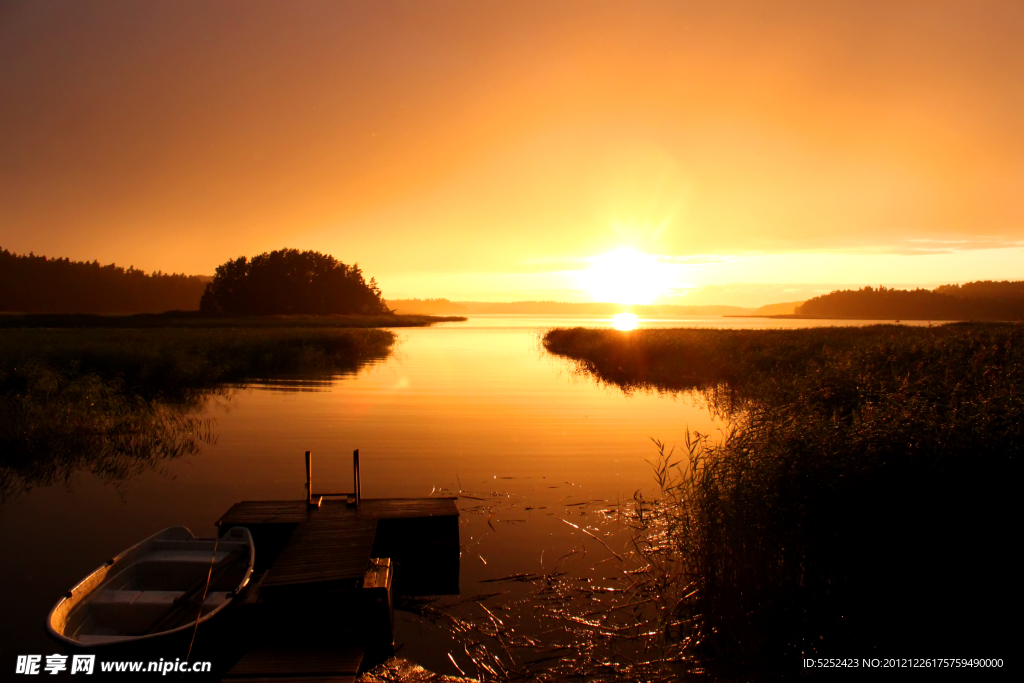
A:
1,0,1021,306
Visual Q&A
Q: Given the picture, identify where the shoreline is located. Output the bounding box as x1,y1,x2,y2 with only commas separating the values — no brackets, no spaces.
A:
724,313,951,321
0,311,466,328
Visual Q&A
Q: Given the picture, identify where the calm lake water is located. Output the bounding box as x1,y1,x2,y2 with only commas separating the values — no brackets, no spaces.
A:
0,315,927,673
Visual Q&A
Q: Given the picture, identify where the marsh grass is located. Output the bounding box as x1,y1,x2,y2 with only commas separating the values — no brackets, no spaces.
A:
543,323,1020,678
423,444,746,682
0,361,215,502
0,325,398,501
542,325,869,395
403,487,701,682
0,326,396,400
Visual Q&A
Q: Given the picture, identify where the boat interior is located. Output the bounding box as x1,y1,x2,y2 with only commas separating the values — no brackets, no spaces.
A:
51,527,253,645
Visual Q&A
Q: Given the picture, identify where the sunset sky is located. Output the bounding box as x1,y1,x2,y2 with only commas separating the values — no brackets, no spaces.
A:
1,0,1022,306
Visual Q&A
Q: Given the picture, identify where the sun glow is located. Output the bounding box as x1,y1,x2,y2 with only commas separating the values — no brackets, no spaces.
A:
579,248,676,305
612,313,639,330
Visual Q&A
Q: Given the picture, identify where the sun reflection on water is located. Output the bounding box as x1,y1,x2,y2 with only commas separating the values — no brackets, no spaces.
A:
612,313,639,330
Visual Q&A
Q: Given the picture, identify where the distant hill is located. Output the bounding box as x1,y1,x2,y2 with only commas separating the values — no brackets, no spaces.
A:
750,300,803,316
796,282,1024,320
386,299,755,316
386,298,470,315
0,248,211,314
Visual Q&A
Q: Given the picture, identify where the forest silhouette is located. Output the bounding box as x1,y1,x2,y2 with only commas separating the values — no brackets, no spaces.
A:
797,282,1024,320
199,248,391,315
1,247,391,316
6,244,1023,320
0,248,208,314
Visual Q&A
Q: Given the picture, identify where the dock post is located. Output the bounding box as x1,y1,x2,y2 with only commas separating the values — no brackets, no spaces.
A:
353,449,361,506
305,450,314,506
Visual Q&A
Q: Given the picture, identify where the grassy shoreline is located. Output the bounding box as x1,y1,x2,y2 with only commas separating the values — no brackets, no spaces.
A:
0,311,466,328
544,323,1018,677
1,323,404,501
1,326,398,399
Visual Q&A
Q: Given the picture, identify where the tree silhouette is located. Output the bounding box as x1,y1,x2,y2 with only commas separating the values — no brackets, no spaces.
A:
0,248,209,313
796,283,1024,320
199,248,391,315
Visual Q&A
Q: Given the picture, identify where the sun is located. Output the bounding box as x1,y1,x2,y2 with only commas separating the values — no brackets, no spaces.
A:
579,248,674,305
612,313,639,330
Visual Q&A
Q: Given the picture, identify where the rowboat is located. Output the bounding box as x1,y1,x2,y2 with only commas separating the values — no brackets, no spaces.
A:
47,526,254,647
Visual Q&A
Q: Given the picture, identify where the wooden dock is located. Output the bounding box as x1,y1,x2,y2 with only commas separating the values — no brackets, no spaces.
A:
213,496,459,681
217,497,460,595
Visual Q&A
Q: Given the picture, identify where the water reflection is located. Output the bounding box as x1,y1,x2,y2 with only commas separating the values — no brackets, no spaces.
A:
0,315,898,670
232,378,340,393
0,327,396,502
0,392,215,504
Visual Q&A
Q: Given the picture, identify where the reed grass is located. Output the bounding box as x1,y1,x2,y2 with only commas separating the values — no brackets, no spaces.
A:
0,362,215,502
0,326,397,501
405,490,689,682
543,324,933,394
542,323,1019,678
404,486,713,683
0,326,396,400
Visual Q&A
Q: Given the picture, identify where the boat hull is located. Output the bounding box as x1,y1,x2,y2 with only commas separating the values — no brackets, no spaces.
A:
47,526,254,647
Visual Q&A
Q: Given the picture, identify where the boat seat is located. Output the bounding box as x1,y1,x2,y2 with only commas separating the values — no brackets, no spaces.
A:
143,550,234,564
87,589,227,634
92,589,184,606
132,551,237,590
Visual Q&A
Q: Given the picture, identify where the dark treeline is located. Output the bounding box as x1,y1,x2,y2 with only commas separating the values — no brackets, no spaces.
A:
0,248,210,314
797,281,1024,320
200,248,390,315
934,279,1024,298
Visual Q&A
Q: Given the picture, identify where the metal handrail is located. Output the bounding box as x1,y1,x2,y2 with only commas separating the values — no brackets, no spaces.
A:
305,449,361,507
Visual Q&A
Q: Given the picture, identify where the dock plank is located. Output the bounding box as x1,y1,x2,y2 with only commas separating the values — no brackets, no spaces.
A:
215,496,459,678
262,517,378,590
218,497,459,597
217,497,458,528
217,500,310,526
